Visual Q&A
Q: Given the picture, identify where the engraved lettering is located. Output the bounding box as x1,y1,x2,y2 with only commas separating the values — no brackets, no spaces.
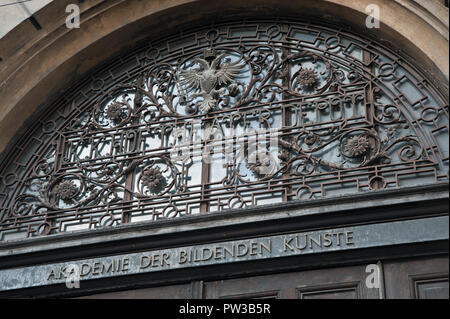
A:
80,263,92,277
162,253,171,266
92,262,100,275
250,241,258,256
179,250,188,264
323,233,333,247
334,232,344,246
47,268,57,281
42,229,361,284
151,254,160,267
140,256,151,269
201,248,213,261
236,243,248,257
295,234,307,250
101,260,113,274
309,235,322,249
214,246,222,260
122,258,130,271
260,240,272,255
284,237,294,252
346,231,355,246
223,245,234,258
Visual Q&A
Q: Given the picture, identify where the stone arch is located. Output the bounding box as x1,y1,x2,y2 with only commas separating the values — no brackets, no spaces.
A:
0,10,447,240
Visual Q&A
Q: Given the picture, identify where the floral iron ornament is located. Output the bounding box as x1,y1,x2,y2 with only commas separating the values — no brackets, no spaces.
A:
141,167,164,189
344,135,371,157
105,102,124,121
55,180,78,200
179,51,244,113
297,68,318,88
0,20,447,240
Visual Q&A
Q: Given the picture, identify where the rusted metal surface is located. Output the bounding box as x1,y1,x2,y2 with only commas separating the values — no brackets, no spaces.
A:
0,19,448,240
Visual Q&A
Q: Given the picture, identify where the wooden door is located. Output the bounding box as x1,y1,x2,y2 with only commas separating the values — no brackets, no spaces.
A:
80,256,449,299
383,256,449,299
203,264,380,299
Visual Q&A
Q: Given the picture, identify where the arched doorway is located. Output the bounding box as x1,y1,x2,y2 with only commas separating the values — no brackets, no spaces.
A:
0,1,448,299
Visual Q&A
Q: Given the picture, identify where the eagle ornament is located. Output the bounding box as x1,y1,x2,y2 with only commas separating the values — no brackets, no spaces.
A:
178,51,244,114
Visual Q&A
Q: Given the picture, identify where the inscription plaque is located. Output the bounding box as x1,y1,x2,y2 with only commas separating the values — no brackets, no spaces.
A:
0,216,448,291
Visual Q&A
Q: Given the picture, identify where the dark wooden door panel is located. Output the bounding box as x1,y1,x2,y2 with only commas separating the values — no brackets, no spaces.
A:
80,282,191,299
297,282,360,299
203,265,380,299
78,255,449,299
383,256,449,299
414,278,449,299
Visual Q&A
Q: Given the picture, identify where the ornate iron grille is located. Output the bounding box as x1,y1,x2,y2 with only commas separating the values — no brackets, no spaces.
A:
0,19,448,241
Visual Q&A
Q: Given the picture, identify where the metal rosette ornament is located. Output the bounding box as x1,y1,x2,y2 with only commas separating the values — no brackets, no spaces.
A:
48,173,85,208
135,157,178,198
92,87,136,129
339,128,381,167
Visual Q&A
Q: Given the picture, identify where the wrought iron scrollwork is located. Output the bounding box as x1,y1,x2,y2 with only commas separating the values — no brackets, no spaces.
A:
0,19,447,240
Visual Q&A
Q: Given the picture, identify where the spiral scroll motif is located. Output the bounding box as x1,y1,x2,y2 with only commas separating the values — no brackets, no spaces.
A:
0,19,447,240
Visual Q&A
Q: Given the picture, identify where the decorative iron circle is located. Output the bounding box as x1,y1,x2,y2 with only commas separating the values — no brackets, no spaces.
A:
0,18,447,240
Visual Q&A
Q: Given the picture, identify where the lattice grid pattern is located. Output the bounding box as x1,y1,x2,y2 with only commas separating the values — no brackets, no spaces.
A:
0,19,448,241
